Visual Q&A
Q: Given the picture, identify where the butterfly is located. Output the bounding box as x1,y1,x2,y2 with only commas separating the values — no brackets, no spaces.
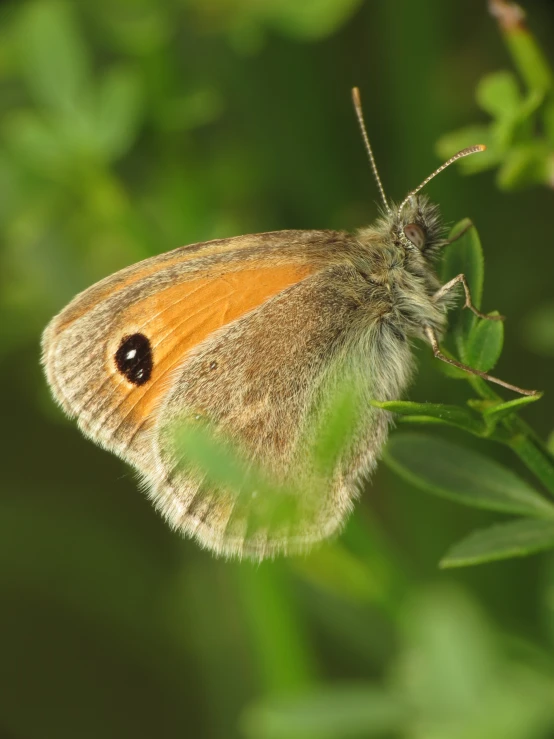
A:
41,88,535,560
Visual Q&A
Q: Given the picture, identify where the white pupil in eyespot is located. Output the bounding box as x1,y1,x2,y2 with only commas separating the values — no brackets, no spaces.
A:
403,223,426,249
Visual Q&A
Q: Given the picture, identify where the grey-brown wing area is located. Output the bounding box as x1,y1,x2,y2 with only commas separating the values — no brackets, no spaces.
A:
148,263,406,560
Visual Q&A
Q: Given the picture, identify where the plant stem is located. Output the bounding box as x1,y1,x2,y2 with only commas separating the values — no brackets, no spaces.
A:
506,432,554,497
470,376,554,497
489,0,553,94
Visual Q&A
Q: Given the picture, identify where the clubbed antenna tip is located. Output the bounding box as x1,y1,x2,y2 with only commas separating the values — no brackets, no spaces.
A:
398,144,487,213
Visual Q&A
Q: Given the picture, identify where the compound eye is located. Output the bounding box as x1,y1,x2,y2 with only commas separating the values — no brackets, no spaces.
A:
403,223,426,249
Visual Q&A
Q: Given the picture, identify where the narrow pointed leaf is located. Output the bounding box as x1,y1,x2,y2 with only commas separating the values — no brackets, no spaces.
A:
497,141,552,190
476,70,521,118
176,421,270,494
465,315,504,372
173,417,346,539
441,220,485,354
175,422,306,535
384,433,554,517
441,518,554,568
311,385,363,477
371,400,483,434
481,393,543,421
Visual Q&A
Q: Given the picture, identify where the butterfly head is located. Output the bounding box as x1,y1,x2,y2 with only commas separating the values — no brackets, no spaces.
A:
351,87,485,261
392,194,444,259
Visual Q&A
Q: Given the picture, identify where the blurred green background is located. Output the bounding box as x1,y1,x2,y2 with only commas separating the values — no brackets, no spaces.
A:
2,1,554,737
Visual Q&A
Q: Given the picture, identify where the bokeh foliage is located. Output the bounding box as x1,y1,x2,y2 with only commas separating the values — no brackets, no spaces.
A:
438,0,554,190
2,0,554,737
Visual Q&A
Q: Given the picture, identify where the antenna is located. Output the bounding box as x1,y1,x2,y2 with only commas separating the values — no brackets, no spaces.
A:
398,145,486,213
352,87,391,215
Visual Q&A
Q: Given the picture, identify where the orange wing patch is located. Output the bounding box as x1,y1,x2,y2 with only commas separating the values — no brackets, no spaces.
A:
55,232,313,334
103,263,315,445
54,243,231,334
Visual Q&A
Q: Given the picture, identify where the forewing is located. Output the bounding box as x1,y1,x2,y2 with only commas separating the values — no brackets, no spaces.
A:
42,230,345,473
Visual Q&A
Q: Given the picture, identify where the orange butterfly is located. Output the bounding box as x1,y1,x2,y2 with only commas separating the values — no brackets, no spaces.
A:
42,89,534,559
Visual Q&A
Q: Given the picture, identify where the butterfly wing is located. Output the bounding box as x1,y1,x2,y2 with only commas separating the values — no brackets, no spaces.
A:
152,263,404,559
43,231,330,459
43,229,412,558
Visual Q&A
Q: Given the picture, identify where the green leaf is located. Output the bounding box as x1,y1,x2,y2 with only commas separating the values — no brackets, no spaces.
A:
441,220,485,357
496,141,552,190
311,384,364,478
441,518,554,568
371,400,484,434
18,1,91,111
434,345,471,380
436,126,499,173
517,88,545,121
176,421,276,498
489,115,519,153
241,686,407,739
476,70,522,118
475,73,543,154
480,393,543,421
173,418,333,541
465,316,504,372
384,432,554,518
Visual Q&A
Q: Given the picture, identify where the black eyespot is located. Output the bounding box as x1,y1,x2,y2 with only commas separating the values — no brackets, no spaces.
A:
115,333,153,386
403,223,426,249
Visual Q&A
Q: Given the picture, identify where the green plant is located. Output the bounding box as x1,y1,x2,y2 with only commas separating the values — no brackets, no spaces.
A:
380,220,554,568
437,0,554,190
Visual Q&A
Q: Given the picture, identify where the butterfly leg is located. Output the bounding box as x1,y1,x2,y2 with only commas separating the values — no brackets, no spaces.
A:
433,273,504,321
444,221,473,245
423,325,538,396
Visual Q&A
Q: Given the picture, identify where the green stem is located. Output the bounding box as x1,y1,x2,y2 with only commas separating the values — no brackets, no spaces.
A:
469,376,554,497
506,432,554,497
237,563,316,693
502,23,552,94
344,512,414,618
489,0,552,93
